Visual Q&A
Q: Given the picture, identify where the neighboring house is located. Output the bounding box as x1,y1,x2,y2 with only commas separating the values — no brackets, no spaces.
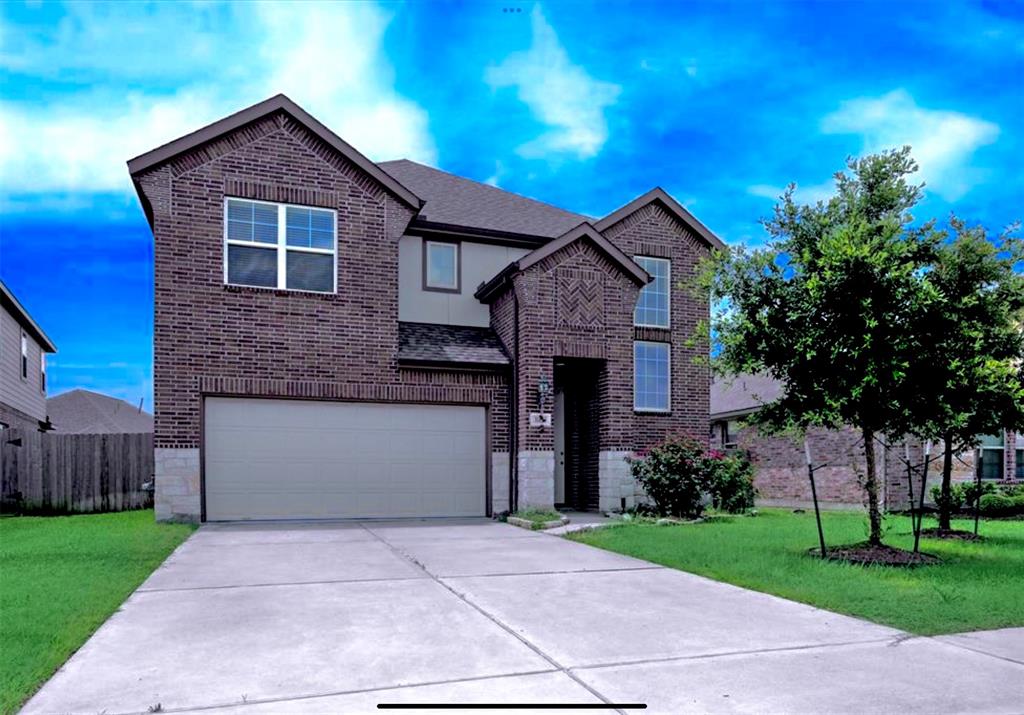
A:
710,374,1022,510
128,94,722,522
0,281,56,432
47,389,154,434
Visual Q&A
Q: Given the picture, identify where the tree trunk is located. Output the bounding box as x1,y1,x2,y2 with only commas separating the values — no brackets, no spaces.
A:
862,427,883,545
938,433,954,532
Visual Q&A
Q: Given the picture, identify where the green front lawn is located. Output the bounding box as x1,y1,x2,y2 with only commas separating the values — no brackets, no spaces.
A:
569,509,1024,636
0,510,194,714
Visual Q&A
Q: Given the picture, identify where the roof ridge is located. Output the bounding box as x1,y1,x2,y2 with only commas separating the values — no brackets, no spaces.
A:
378,158,587,219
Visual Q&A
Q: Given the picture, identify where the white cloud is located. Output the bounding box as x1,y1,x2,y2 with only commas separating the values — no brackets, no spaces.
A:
486,6,620,159
0,2,436,207
821,89,999,201
747,181,835,204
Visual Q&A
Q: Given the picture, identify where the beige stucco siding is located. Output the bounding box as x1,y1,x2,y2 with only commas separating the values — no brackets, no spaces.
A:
398,236,529,327
0,306,46,422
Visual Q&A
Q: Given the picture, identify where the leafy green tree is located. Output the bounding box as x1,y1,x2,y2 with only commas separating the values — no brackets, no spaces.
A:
902,218,1024,531
704,147,941,545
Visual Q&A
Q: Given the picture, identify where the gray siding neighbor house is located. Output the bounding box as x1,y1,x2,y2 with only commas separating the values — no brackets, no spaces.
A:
128,94,723,523
0,281,56,432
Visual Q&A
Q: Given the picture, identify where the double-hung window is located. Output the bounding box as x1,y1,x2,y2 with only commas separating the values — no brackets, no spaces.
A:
978,433,1004,480
39,353,46,393
634,340,670,412
424,240,459,291
634,256,670,328
225,198,336,293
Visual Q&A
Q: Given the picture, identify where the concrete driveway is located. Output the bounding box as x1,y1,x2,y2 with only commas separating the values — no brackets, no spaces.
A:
24,520,1024,714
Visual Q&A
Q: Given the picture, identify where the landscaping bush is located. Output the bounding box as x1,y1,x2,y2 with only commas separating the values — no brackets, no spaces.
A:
930,483,967,513
979,492,1024,517
627,437,757,517
706,449,757,513
627,436,711,518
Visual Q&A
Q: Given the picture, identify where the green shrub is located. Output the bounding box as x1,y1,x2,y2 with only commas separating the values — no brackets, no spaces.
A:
930,481,997,512
999,483,1024,498
627,436,711,518
931,483,966,512
979,493,1024,517
706,450,757,513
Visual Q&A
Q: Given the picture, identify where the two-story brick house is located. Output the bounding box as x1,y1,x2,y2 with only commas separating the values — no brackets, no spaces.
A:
128,95,722,522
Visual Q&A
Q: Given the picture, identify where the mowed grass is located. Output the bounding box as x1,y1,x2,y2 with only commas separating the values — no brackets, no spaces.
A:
569,509,1024,636
0,510,194,714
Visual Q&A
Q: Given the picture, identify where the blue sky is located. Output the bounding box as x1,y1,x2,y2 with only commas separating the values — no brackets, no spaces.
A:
1,0,1021,407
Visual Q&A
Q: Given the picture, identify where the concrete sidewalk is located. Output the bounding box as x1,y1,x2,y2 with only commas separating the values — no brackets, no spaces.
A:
23,520,1024,714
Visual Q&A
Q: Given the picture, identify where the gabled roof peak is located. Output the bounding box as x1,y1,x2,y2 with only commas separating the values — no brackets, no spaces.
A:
127,94,421,210
594,187,725,251
474,221,650,303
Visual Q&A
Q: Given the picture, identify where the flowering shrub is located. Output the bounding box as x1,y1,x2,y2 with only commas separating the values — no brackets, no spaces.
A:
627,436,756,517
627,436,710,517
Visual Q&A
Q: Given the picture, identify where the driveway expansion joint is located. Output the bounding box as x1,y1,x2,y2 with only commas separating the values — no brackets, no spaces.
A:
931,637,1024,668
567,636,906,672
136,574,430,593
360,523,628,715
138,669,565,715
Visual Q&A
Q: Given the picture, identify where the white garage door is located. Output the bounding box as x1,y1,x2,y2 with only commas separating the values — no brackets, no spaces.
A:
204,398,486,521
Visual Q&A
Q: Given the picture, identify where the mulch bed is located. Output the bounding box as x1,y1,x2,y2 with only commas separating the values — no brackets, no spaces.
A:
810,543,941,567
919,528,983,541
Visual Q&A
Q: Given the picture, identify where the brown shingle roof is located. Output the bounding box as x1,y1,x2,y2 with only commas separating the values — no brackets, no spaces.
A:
379,159,588,238
398,322,509,366
47,389,154,434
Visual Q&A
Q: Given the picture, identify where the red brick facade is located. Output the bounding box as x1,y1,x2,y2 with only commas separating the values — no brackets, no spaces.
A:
714,419,1022,510
135,103,714,517
137,111,510,458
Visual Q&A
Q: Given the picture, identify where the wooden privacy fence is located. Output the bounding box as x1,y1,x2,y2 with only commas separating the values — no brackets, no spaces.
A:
1,429,153,514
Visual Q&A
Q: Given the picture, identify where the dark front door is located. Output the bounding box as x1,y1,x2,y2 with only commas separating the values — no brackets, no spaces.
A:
554,360,602,511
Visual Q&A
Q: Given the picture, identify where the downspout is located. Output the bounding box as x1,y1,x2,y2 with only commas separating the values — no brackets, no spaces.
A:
510,290,520,514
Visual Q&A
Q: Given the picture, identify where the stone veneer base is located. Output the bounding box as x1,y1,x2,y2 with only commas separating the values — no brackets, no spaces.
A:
155,448,201,522
599,450,642,513
517,450,556,508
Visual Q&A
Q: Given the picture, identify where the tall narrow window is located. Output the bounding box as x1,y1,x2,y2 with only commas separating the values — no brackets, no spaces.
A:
39,352,46,393
224,198,336,293
634,341,670,412
424,241,459,291
20,332,28,380
634,256,670,328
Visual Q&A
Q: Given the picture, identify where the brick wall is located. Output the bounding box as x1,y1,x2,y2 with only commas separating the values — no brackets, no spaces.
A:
137,111,510,456
600,203,711,451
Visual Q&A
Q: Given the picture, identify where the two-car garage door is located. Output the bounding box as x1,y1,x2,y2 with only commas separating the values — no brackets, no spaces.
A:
203,398,486,521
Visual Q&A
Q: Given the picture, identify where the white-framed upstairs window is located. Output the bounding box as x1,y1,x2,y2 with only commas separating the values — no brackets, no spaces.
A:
224,198,336,293
39,352,46,393
634,340,671,412
634,256,670,328
424,240,459,292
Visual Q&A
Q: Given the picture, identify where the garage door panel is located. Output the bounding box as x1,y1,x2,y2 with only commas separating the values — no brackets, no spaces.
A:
204,398,486,520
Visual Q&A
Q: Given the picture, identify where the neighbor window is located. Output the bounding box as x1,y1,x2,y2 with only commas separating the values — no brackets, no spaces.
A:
634,341,670,412
634,256,670,328
224,198,336,293
721,420,739,449
1016,448,1023,480
39,353,46,393
978,433,1004,480
20,332,28,380
424,241,459,291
